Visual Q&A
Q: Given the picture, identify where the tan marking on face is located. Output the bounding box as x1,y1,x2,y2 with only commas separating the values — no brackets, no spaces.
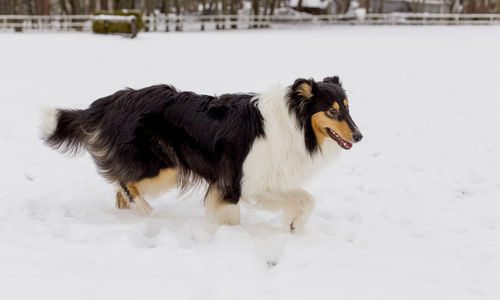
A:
344,99,348,108
298,83,313,99
311,112,330,145
331,120,354,142
333,102,340,110
311,112,355,146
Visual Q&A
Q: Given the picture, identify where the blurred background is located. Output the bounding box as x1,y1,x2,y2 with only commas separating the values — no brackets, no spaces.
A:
1,0,500,35
1,1,500,300
2,0,500,16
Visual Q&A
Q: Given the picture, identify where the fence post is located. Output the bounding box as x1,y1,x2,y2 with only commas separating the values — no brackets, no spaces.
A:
130,16,138,38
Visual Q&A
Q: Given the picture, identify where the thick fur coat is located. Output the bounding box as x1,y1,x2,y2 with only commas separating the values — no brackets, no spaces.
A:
42,77,362,231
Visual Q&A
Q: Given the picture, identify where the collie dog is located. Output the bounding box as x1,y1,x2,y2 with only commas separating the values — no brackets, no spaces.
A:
41,76,362,231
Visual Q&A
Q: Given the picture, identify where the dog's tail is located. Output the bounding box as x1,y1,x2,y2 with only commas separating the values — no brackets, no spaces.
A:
40,107,87,155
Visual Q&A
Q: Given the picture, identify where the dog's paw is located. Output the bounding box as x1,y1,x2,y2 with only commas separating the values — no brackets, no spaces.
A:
211,203,241,226
116,200,131,209
134,196,153,215
289,216,307,233
286,205,313,233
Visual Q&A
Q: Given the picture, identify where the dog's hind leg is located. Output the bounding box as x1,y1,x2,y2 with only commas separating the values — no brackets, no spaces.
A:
115,189,131,209
116,169,178,215
205,186,240,226
119,183,153,215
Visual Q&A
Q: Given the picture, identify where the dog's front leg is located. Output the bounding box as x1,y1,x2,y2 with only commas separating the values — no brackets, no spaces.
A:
285,190,315,232
252,190,315,232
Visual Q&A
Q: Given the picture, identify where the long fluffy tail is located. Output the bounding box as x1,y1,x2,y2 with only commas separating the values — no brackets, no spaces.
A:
40,107,87,155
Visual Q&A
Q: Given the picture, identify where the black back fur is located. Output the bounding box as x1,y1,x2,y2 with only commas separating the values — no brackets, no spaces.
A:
45,85,264,204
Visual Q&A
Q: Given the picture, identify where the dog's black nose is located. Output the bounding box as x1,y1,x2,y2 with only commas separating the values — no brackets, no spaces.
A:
353,132,363,143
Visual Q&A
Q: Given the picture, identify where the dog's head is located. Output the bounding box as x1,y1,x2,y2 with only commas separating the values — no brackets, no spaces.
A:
287,76,362,152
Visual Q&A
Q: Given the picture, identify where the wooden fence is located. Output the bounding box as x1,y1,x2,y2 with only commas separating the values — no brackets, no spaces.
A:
1,13,500,33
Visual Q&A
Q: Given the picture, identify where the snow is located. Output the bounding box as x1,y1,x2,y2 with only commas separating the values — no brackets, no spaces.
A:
290,0,331,9
92,15,136,21
1,26,500,299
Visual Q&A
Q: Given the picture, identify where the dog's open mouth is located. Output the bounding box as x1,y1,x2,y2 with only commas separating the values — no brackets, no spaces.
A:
326,128,352,150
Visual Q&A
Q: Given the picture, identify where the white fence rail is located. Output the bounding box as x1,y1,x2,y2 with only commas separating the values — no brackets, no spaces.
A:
363,13,500,25
144,13,500,31
0,15,92,31
1,13,500,32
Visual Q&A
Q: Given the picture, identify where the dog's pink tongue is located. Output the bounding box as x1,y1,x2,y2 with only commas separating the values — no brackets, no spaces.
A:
341,141,353,150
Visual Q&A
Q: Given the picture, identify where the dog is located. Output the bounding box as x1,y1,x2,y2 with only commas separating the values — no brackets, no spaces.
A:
41,76,362,232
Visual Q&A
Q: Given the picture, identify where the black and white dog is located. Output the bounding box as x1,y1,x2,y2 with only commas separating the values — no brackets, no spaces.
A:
41,76,362,231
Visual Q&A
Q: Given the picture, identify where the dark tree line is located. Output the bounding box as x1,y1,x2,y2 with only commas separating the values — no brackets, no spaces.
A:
0,0,498,15
0,0,288,15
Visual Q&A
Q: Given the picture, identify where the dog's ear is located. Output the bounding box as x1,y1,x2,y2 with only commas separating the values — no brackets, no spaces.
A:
292,78,316,100
323,76,342,86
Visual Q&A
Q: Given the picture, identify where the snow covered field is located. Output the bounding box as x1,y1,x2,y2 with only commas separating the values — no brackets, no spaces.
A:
1,26,500,299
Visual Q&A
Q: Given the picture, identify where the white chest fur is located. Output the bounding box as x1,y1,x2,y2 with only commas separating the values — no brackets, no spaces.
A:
240,86,341,199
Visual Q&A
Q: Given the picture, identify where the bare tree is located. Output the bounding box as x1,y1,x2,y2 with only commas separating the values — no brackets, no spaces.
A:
269,0,277,14
34,0,50,14
479,0,486,12
252,0,260,14
361,0,372,13
101,0,109,10
334,0,352,14
161,0,170,13
344,0,351,12
263,0,277,14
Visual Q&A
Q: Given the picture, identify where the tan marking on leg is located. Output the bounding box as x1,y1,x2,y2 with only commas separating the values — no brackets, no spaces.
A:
135,168,178,198
205,187,240,225
116,190,131,209
121,184,153,215
117,169,177,215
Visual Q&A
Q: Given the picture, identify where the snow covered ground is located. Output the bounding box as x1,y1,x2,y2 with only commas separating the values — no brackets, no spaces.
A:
1,26,500,299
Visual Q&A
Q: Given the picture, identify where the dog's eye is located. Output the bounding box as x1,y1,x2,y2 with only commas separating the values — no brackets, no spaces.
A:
329,109,337,115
